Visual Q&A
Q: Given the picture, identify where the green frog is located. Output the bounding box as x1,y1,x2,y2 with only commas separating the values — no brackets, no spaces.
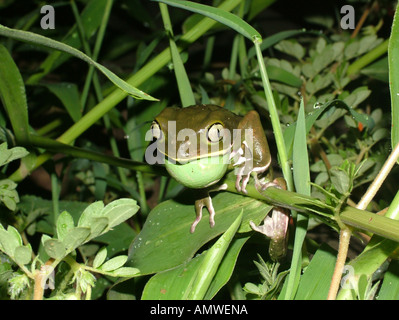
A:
149,104,271,233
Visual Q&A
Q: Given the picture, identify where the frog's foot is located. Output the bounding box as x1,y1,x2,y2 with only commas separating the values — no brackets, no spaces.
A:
258,176,287,192
191,196,215,233
235,168,251,194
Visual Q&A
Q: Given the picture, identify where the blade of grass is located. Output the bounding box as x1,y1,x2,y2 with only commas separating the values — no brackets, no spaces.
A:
41,83,82,122
0,44,29,144
153,0,261,41
70,0,113,110
0,24,157,101
186,210,243,299
283,99,310,300
377,260,399,300
254,41,293,192
159,2,195,107
294,244,336,299
26,0,109,85
389,3,399,154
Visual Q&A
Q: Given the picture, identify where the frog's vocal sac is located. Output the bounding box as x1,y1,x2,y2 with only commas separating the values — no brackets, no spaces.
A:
146,104,272,233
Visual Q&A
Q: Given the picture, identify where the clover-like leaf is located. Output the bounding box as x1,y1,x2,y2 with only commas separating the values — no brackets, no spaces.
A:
0,229,18,257
101,199,139,229
108,267,140,277
62,227,90,252
14,245,32,265
56,211,75,241
331,168,350,195
89,217,109,240
93,247,107,269
44,239,66,259
100,255,128,272
78,201,104,228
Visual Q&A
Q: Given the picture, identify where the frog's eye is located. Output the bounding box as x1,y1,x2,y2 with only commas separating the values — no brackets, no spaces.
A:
207,123,224,142
151,121,162,140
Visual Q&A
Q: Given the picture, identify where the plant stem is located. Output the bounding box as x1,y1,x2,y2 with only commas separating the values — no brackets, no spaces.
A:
330,141,399,299
253,40,293,192
51,172,60,235
327,228,351,300
357,141,399,210
346,39,388,76
33,269,44,300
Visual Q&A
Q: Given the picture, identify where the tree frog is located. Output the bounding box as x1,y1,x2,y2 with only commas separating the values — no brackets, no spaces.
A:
150,104,271,233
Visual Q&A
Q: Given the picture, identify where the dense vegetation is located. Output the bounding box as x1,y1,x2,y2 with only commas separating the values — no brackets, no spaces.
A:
0,0,398,300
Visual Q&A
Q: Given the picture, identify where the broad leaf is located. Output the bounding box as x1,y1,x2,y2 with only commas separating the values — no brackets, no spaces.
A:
127,191,271,275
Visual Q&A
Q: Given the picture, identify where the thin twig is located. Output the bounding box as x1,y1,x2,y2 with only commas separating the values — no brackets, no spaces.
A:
357,142,399,210
327,228,351,299
327,141,399,299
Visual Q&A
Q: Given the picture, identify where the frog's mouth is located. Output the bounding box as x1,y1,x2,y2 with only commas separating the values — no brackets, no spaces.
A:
157,139,233,164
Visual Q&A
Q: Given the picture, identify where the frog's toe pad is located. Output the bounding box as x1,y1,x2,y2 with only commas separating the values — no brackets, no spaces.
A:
191,196,216,233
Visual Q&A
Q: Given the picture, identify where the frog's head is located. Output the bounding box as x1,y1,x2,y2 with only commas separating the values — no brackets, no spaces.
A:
151,105,241,163
150,105,240,188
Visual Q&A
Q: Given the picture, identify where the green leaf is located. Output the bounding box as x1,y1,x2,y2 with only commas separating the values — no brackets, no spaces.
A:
377,260,399,300
294,244,336,299
143,220,249,299
361,57,388,82
0,143,29,167
187,210,243,299
0,44,29,143
101,198,139,229
78,201,104,228
0,179,19,211
330,168,350,195
389,3,399,151
41,83,82,122
142,250,204,299
62,227,90,252
204,236,249,299
100,255,128,272
275,40,305,60
0,24,158,101
56,211,75,242
159,3,195,107
14,245,32,265
284,99,310,300
7,226,22,247
44,239,66,259
87,217,109,239
127,191,270,275
93,247,108,269
108,267,140,277
266,65,302,87
27,0,110,84
0,229,19,257
155,0,261,41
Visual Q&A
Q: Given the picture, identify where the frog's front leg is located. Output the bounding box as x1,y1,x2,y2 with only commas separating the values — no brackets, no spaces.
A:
232,110,271,194
190,184,227,233
232,140,270,194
